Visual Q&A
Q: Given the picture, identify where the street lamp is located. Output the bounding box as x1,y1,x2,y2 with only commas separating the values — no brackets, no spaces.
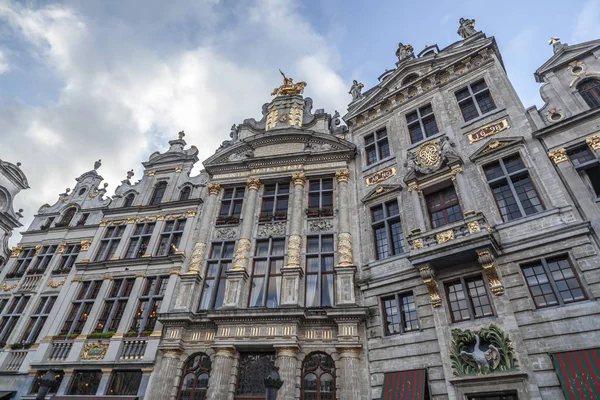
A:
264,365,284,400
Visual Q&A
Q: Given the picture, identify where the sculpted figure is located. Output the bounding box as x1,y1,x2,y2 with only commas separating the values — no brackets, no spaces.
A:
440,136,460,162
218,124,239,150
457,18,477,39
349,80,364,101
94,159,102,170
396,42,414,62
329,110,348,134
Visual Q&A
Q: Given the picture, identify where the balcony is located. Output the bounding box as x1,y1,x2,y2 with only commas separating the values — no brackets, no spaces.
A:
407,211,499,267
18,275,42,291
2,350,27,371
47,342,73,361
119,339,147,360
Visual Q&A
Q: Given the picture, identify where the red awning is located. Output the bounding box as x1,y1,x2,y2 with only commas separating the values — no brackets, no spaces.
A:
380,369,426,400
551,348,600,400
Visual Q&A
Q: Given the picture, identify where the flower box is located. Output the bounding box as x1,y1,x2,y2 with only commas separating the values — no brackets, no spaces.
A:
305,207,334,218
52,333,79,340
88,331,116,339
216,216,240,225
10,342,32,350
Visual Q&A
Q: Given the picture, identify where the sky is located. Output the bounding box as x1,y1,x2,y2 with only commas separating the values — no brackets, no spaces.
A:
1,0,600,245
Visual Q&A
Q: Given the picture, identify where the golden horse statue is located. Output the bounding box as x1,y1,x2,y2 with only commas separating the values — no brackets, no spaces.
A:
271,70,307,96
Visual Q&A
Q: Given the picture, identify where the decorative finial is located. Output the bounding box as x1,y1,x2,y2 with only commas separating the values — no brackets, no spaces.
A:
65,188,71,193
127,169,134,179
16,162,21,167
103,183,108,188
178,130,185,140
548,37,560,45
270,70,307,96
16,209,23,218
94,159,102,170
349,80,364,101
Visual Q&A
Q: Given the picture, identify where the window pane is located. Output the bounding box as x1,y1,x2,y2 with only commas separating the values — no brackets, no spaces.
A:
512,175,543,216
522,263,558,307
546,257,585,303
306,275,318,307
400,293,419,331
321,274,334,307
459,99,479,121
383,297,400,335
466,277,493,318
447,281,470,321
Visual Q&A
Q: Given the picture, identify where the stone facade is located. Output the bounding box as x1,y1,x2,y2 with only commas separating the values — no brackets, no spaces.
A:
0,160,28,269
0,20,599,400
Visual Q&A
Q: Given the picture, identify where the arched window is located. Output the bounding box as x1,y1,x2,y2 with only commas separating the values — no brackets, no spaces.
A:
123,193,135,208
149,182,167,205
179,186,192,201
177,353,211,400
301,352,336,400
402,73,418,86
578,79,600,109
57,207,76,227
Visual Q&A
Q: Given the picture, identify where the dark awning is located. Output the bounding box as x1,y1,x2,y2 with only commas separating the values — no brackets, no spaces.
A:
0,392,15,400
551,348,600,400
380,369,426,400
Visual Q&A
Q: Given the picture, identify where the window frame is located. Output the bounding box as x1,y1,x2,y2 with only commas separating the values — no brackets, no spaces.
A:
381,291,419,336
29,245,58,275
217,186,245,222
300,352,336,400
371,200,405,260
0,295,30,343
59,280,101,337
149,181,168,205
406,103,439,144
248,238,286,308
10,248,36,278
364,128,391,166
107,370,143,396
54,244,80,274
307,177,334,217
94,226,126,261
260,182,290,220
155,219,186,256
567,146,600,199
455,79,497,122
425,185,463,228
130,276,168,335
20,295,57,344
304,235,335,308
179,186,192,201
68,370,102,396
123,193,135,208
126,222,156,259
444,274,494,323
577,79,600,109
198,241,235,310
94,278,135,333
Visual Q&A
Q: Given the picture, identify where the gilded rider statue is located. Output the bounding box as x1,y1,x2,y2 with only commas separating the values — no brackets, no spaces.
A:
349,80,364,101
271,70,307,96
457,18,478,39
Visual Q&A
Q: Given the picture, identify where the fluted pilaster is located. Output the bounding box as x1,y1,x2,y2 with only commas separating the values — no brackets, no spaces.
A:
233,178,261,271
335,170,353,266
206,347,236,400
188,183,221,274
275,346,299,399
337,348,362,400
146,349,183,400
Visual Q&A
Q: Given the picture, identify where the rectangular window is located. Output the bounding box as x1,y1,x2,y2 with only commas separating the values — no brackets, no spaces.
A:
130,276,168,335
522,255,586,308
218,187,245,222
29,245,58,275
371,200,405,260
199,242,235,310
484,154,544,222
107,370,143,395
156,219,186,256
126,222,155,258
20,296,56,344
30,370,64,395
10,248,36,278
68,370,102,395
568,146,600,198
94,226,126,261
407,104,439,143
382,292,419,335
305,235,335,307
365,128,391,165
307,178,334,217
425,185,463,228
260,182,289,221
54,244,80,274
446,275,493,322
0,296,30,343
249,238,285,308
455,79,496,122
60,281,101,336
95,278,134,333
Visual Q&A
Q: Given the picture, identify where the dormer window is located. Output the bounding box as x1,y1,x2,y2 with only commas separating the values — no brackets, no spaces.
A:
149,182,167,205
123,193,135,207
56,207,76,227
179,186,192,201
578,79,600,109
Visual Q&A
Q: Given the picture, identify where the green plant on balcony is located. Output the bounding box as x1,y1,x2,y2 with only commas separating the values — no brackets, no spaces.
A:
87,331,116,339
10,342,33,350
52,333,79,340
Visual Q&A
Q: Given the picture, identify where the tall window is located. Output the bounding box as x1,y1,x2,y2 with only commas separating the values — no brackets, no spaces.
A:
29,245,57,274
40,217,55,230
156,219,186,256
76,213,89,226
94,226,126,261
425,186,463,228
407,104,439,143
95,279,134,333
301,352,336,400
60,281,101,336
248,239,285,308
484,154,544,222
10,248,36,278
150,181,168,205
261,183,289,220
307,178,333,217
130,276,168,335
217,187,245,224
0,296,30,343
123,193,135,207
107,370,142,396
365,128,390,165
578,79,600,109
305,235,334,307
53,244,80,274
56,207,77,227
177,353,211,400
382,292,418,335
179,186,192,201
371,200,405,260
199,242,235,310
445,275,493,322
568,146,600,198
455,79,496,122
522,255,586,308
68,370,102,395
126,222,155,258
20,296,56,344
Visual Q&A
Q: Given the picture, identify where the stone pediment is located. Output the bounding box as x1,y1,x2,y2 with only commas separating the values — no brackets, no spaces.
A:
535,39,600,82
470,137,524,162
361,184,402,203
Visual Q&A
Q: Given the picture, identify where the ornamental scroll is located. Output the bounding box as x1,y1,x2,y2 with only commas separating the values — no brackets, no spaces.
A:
467,119,510,143
365,167,396,186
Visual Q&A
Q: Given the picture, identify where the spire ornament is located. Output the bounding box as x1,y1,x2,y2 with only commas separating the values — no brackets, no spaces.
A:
178,130,185,140
94,159,102,170
271,70,307,96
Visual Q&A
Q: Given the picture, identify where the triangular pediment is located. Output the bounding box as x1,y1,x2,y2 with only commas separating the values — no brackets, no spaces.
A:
361,184,402,203
470,137,524,161
535,39,600,82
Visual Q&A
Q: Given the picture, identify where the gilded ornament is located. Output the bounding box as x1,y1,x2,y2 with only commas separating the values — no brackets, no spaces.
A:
286,235,302,267
335,169,351,183
48,278,67,288
586,134,600,151
247,177,262,191
265,109,279,131
175,166,183,173
2,281,18,292
548,148,568,164
147,170,156,177
82,342,109,360
10,246,23,257
187,210,197,217
365,167,396,187
412,239,423,249
126,217,137,224
233,238,251,270
450,168,464,181
80,240,92,251
477,249,504,295
35,245,42,255
337,232,353,267
482,141,508,153
467,119,510,143
436,229,455,244
156,214,166,221
418,264,442,307
270,70,307,96
416,141,442,168
208,183,221,195
289,106,303,127
291,172,306,186
467,221,480,233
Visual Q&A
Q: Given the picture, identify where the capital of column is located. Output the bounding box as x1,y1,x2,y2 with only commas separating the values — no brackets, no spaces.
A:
276,346,300,358
161,348,183,359
337,347,362,359
335,169,350,183
214,346,237,359
208,183,221,195
291,172,306,186
247,177,262,191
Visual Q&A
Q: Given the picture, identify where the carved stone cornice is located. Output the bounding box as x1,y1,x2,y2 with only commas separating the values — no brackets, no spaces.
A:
335,169,350,183
208,183,222,195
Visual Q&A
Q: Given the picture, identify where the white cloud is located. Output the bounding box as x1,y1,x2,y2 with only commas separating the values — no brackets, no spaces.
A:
0,49,9,73
573,0,600,43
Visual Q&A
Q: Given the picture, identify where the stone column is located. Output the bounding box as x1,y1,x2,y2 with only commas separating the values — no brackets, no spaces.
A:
145,349,184,400
451,166,476,213
337,347,363,400
223,178,261,308
281,173,305,306
96,368,113,395
206,347,237,400
188,183,221,274
334,169,357,306
275,346,299,399
408,181,427,231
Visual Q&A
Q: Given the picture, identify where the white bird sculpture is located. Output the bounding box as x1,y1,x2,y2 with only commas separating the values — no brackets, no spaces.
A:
460,335,500,374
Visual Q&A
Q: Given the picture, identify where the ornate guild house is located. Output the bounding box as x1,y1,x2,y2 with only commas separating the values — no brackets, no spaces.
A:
0,18,599,400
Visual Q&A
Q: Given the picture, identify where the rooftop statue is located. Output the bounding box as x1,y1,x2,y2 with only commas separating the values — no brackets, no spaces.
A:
271,70,307,96
396,42,414,62
94,159,102,170
457,17,478,39
349,80,364,101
